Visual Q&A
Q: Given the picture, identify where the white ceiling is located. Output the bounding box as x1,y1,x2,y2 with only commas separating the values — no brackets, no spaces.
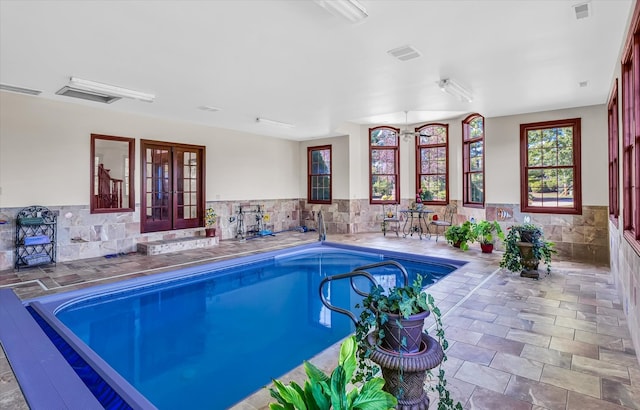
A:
0,0,633,141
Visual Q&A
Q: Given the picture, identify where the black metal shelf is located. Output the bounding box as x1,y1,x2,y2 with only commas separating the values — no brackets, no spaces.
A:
15,205,57,270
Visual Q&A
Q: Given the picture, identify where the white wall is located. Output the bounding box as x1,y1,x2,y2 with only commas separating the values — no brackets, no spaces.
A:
0,92,301,207
486,104,608,205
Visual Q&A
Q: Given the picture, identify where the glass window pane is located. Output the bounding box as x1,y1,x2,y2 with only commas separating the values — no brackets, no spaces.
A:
469,117,483,139
558,146,573,166
372,175,396,201
371,129,398,146
469,173,484,203
528,169,543,205
542,147,558,167
528,149,542,167
371,149,396,174
542,129,556,147
528,130,542,148
558,168,574,207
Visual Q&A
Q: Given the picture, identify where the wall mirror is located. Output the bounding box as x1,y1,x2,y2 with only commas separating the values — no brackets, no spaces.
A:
90,134,135,213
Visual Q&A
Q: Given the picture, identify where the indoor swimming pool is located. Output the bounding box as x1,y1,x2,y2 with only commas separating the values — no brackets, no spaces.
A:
23,242,466,409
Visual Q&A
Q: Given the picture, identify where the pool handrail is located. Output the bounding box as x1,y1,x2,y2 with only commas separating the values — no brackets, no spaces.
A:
353,260,409,288
318,260,410,325
317,210,326,241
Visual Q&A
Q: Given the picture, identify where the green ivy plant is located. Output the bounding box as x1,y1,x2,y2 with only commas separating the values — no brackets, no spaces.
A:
499,223,556,274
444,221,474,250
354,275,462,410
269,335,397,410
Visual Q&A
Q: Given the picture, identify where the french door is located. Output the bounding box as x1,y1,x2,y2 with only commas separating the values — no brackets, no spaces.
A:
140,140,205,233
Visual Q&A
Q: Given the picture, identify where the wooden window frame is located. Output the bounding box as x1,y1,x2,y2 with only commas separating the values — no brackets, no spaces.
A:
621,0,640,254
608,79,620,227
520,118,582,215
462,114,485,208
307,145,332,204
415,123,449,206
369,126,400,205
90,134,135,214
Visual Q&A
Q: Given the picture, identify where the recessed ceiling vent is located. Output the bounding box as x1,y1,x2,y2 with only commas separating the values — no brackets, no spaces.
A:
574,2,591,20
0,83,42,96
56,86,122,104
387,45,421,62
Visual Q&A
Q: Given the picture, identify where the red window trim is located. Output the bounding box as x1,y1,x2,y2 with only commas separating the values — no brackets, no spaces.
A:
307,145,332,204
519,118,582,215
621,0,640,255
608,79,620,227
415,123,449,206
369,126,400,205
462,113,485,209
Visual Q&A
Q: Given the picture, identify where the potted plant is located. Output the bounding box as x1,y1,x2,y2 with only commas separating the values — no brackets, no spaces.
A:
499,223,555,279
204,207,217,237
444,221,474,250
471,220,505,253
269,335,397,410
354,275,462,410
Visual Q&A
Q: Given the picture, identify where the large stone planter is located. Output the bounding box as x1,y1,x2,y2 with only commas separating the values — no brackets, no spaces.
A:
517,241,539,279
367,333,444,410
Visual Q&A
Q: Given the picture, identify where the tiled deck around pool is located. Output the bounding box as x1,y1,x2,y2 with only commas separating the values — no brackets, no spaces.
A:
1,232,638,409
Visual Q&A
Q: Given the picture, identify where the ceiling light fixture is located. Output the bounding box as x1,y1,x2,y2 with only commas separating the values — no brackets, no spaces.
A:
0,83,42,96
256,117,295,128
438,78,473,103
68,77,155,102
198,105,221,112
313,0,368,23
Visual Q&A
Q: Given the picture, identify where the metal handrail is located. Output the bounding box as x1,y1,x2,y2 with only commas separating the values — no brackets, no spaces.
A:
318,260,410,325
353,260,409,289
317,210,326,241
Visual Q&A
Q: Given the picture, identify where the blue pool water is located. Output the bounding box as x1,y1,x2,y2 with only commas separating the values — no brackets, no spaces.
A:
43,243,464,409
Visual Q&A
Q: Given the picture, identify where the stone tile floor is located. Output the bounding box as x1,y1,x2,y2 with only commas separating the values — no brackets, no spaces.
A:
1,232,638,409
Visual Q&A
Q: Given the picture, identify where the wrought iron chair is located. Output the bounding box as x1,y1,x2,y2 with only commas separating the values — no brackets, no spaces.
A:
382,204,400,236
429,204,456,241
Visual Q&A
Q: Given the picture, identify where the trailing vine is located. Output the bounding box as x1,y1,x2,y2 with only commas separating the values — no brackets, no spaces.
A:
353,275,462,409
499,223,555,274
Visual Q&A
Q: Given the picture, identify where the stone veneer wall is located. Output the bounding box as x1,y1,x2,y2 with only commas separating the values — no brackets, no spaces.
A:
457,203,609,265
298,199,460,235
0,200,609,271
609,222,640,365
0,199,301,272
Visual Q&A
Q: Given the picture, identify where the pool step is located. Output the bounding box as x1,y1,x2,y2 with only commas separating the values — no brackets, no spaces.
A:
137,235,219,255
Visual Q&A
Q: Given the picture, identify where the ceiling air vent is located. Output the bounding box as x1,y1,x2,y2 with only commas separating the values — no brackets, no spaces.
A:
55,86,122,104
574,2,590,20
387,45,421,62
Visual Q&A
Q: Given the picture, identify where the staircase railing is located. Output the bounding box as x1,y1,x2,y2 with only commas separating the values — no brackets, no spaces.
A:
318,260,409,325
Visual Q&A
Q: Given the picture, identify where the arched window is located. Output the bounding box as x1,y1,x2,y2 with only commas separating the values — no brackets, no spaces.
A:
415,123,448,204
462,114,485,208
370,126,400,204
